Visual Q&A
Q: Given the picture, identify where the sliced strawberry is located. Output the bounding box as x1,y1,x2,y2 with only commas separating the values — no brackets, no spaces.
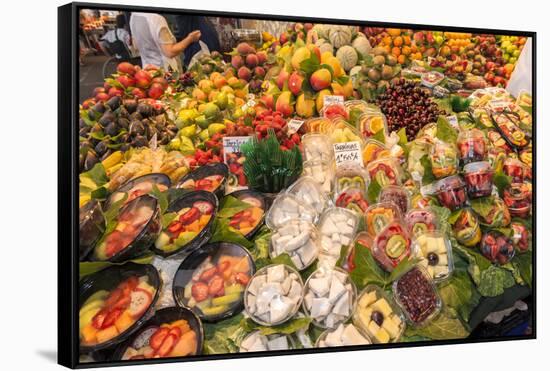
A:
149,327,170,350
208,276,224,296
168,327,182,339
112,294,131,310
102,308,123,329
235,272,250,285
156,334,177,357
91,309,108,329
104,288,123,309
199,267,218,282
179,207,200,225
128,288,153,318
191,282,209,302
167,221,182,234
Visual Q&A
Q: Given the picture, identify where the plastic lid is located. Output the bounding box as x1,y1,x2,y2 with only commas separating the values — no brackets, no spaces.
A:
265,193,318,230
463,161,492,174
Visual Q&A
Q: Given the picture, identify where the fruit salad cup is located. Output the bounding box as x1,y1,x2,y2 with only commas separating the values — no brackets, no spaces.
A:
457,129,487,165
302,134,334,162
304,117,333,134
335,164,369,194
303,159,335,194
450,208,481,247
404,208,438,238
430,140,458,179
480,230,515,265
511,222,531,253
503,158,528,183
378,185,410,215
335,186,369,214
463,161,494,198
434,176,468,211
372,222,411,272
488,147,507,173
358,112,388,139
365,202,402,237
412,232,454,282
503,183,532,218
366,158,402,186
474,196,511,228
362,139,390,166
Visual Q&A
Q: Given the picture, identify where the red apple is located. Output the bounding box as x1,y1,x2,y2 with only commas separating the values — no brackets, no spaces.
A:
117,62,136,75
147,83,164,100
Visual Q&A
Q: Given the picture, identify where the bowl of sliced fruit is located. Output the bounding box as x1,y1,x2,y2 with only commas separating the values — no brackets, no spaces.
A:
176,163,229,200
153,191,218,258
79,263,161,352
172,242,255,322
115,306,203,361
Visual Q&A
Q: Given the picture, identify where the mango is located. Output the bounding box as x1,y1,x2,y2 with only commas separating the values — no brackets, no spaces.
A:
296,94,315,118
275,91,294,117
310,68,332,91
291,46,311,70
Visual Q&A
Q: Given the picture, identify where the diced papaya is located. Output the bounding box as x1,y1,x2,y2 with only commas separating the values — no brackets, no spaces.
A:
232,257,250,273
240,220,252,229
186,220,200,233
96,325,119,344
199,215,211,226
250,207,263,222
81,324,98,344
115,311,134,333
169,330,197,357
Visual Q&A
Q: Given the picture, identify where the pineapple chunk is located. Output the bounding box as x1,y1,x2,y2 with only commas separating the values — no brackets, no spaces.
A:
367,321,381,336
375,327,390,343
382,314,401,339
359,291,377,308
372,298,393,318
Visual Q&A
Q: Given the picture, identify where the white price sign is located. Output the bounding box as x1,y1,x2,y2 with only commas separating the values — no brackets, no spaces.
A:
333,141,364,168
446,115,459,129
323,95,344,108
287,119,304,134
222,136,252,162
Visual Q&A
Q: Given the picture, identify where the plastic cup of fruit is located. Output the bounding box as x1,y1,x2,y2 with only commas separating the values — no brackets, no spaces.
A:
303,159,334,194
365,202,402,237
244,264,304,326
269,220,320,271
430,141,458,179
451,208,481,247
503,158,527,183
329,118,363,144
302,134,334,162
176,162,229,200
239,331,296,352
511,222,530,252
503,183,532,218
434,175,468,211
421,71,445,88
372,222,411,272
344,99,372,114
358,112,388,138
463,161,494,198
105,173,171,209
363,139,390,166
353,285,406,343
480,230,515,265
378,185,410,215
366,158,402,187
315,323,371,347
335,164,369,195
412,231,454,282
335,186,369,215
488,147,507,173
265,193,318,230
457,129,487,165
404,208,438,238
287,176,330,215
477,196,511,228
345,232,373,273
304,117,334,134
303,266,357,329
392,266,442,327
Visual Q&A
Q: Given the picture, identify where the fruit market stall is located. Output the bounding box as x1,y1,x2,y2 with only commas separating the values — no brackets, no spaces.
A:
77,22,533,362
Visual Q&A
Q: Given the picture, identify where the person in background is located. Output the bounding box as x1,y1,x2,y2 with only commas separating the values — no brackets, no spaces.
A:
130,12,201,72
171,15,221,67
100,14,132,60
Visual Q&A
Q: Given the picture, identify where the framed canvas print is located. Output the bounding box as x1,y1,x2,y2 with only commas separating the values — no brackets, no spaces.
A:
58,2,536,368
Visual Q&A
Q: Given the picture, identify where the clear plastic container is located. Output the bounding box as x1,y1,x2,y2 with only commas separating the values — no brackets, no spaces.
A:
303,159,334,194
315,323,371,347
488,147,507,173
322,102,349,121
353,285,406,343
334,186,369,215
378,185,411,215
344,232,374,272
392,266,442,327
366,158,402,187
450,207,481,247
318,207,360,268
511,222,531,253
265,193,318,230
503,183,532,218
407,140,432,181
287,176,330,215
463,161,494,198
302,133,334,162
411,231,454,282
239,331,295,352
434,175,468,211
430,140,458,179
503,158,528,183
372,222,411,272
476,196,511,228
480,230,515,265
335,164,369,195
362,139,390,166
329,118,363,144
404,208,438,238
303,266,357,329
457,129,487,165
365,202,402,237
244,264,304,326
304,117,333,134
421,71,445,88
269,220,320,271
357,111,388,139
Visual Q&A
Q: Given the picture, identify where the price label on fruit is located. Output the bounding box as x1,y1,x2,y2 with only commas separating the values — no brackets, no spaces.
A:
446,115,459,129
333,141,364,168
222,136,252,163
287,119,304,134
323,95,344,108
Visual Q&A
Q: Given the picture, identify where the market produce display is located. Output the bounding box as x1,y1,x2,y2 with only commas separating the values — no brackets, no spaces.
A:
77,21,533,362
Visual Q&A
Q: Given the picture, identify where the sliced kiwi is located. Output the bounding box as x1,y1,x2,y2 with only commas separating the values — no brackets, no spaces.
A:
385,235,407,259
412,223,429,236
375,171,390,187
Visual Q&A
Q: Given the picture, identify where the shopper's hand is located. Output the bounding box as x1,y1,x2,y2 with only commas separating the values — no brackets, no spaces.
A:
188,30,201,43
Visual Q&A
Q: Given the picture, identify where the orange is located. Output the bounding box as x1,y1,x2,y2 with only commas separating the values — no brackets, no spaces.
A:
387,28,402,37
383,36,392,45
392,47,401,57
397,54,406,64
402,46,411,56
383,45,392,54
403,35,411,45
411,44,418,53
393,36,403,47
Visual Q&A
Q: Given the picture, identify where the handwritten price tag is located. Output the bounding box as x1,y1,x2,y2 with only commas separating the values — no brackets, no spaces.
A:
323,95,344,108
333,141,363,168
287,119,304,134
446,115,459,129
222,136,252,163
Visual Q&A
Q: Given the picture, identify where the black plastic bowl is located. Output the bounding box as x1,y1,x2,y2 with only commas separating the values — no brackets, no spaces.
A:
172,242,256,322
152,191,218,258
79,200,105,261
105,173,172,209
93,195,161,262
113,306,204,361
176,163,229,200
226,189,266,239
79,263,161,353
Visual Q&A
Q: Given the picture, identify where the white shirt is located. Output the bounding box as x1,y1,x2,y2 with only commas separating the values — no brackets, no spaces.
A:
101,28,131,48
129,13,181,71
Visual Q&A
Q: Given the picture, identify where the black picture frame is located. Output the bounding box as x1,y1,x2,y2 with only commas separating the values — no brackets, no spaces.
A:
58,2,536,369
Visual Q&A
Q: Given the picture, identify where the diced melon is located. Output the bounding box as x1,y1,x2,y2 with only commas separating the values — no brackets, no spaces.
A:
184,284,193,299
170,330,197,357
225,284,244,295
171,320,191,334
81,323,98,344
375,327,390,343
83,290,109,306
232,257,250,273
199,214,211,226
382,314,401,339
79,307,101,330
115,311,134,333
212,292,241,306
79,299,105,317
201,305,229,316
358,291,377,308
96,325,119,344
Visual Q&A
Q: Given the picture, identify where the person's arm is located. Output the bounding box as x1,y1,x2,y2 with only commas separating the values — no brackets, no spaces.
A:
159,29,201,58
